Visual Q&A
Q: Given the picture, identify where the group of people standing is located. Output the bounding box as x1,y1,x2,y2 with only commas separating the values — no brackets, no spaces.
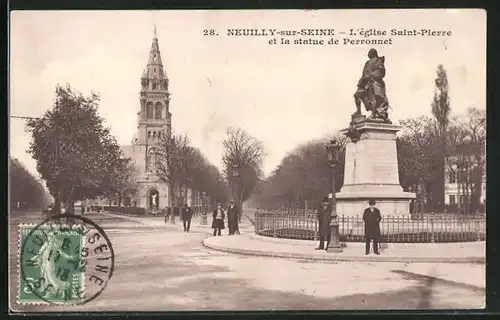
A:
163,200,240,236
211,200,240,236
316,197,382,255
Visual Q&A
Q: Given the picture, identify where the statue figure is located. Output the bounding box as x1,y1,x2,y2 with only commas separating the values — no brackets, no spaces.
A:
152,193,158,206
353,48,390,122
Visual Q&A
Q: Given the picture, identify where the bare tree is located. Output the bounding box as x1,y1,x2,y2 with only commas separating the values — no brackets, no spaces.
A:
446,107,485,213
398,116,437,203
222,127,265,221
156,132,193,223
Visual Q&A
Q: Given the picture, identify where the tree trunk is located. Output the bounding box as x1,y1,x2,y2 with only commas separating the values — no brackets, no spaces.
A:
170,180,176,224
238,186,245,222
118,195,122,207
53,188,61,218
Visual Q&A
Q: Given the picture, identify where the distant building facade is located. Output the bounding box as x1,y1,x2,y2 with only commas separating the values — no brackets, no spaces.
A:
443,156,486,212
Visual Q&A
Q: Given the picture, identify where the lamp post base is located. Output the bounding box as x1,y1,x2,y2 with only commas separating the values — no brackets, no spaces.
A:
328,222,343,253
327,245,343,253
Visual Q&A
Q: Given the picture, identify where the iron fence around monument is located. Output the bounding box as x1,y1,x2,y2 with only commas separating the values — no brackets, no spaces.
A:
253,209,486,243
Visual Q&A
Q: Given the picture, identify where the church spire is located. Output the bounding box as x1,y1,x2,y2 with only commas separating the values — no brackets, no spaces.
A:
141,26,168,91
147,26,163,67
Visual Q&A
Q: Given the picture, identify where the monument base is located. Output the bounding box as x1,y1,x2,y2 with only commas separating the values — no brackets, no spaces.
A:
336,192,415,217
337,120,415,216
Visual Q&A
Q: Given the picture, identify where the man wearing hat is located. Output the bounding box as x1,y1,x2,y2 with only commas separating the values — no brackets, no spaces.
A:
227,200,239,235
363,199,382,255
181,202,194,232
212,202,226,236
315,196,332,251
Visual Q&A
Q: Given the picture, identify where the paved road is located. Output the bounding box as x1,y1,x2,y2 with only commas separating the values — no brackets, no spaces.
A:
9,211,485,312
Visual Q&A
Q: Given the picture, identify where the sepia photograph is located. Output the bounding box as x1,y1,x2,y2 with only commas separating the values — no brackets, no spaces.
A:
9,9,486,312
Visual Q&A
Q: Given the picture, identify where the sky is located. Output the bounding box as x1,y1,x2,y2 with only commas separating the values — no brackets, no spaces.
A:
10,9,486,180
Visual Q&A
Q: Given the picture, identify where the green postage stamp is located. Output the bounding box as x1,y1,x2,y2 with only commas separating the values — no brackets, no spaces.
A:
18,223,86,305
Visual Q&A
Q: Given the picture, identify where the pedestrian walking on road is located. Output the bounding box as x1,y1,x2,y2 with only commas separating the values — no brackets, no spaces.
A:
164,206,171,224
212,202,225,236
227,200,239,235
315,197,332,251
182,203,193,232
363,199,382,255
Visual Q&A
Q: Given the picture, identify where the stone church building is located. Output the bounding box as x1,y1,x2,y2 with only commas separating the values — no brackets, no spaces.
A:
117,28,172,211
90,29,206,212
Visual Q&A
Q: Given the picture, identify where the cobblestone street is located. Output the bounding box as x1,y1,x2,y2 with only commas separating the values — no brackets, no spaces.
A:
10,211,485,312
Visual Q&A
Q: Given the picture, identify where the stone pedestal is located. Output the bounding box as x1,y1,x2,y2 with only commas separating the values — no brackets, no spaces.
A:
336,121,415,216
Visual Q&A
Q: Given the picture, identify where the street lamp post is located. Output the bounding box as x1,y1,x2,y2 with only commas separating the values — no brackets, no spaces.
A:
325,139,343,253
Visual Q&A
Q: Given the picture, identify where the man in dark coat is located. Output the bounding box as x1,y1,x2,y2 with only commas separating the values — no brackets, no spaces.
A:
181,203,193,232
315,197,332,251
212,202,225,236
227,200,239,235
363,199,382,255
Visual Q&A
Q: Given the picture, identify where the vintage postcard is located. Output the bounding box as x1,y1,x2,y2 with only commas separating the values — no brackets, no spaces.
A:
9,9,486,312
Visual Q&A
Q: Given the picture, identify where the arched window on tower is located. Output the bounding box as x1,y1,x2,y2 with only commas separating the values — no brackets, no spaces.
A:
153,131,157,139
146,102,154,119
155,102,163,119
152,83,157,90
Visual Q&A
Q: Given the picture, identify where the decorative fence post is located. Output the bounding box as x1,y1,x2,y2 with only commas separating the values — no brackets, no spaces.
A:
430,212,435,243
313,213,318,241
476,215,481,242
273,213,277,238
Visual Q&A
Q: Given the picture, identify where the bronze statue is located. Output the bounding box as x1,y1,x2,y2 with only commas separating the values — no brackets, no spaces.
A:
353,48,390,122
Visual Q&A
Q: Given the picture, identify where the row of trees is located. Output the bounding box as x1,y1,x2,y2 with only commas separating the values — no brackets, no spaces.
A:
24,84,263,218
399,64,485,213
155,133,228,208
248,135,345,210
250,65,485,213
398,107,485,213
152,126,265,221
10,157,51,209
25,84,230,217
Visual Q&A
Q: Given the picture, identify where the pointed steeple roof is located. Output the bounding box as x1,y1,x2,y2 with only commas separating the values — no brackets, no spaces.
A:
142,26,166,80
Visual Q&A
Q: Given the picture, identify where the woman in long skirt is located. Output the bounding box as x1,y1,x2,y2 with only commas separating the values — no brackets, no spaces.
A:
212,202,225,236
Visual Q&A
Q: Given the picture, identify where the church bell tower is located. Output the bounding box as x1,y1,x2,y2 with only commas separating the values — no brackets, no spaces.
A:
134,26,172,210
137,26,172,173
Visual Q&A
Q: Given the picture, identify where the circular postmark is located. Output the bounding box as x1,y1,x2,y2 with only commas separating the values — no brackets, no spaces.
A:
19,214,115,305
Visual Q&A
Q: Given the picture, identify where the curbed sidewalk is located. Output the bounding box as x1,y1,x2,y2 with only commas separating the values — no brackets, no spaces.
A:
203,232,485,263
